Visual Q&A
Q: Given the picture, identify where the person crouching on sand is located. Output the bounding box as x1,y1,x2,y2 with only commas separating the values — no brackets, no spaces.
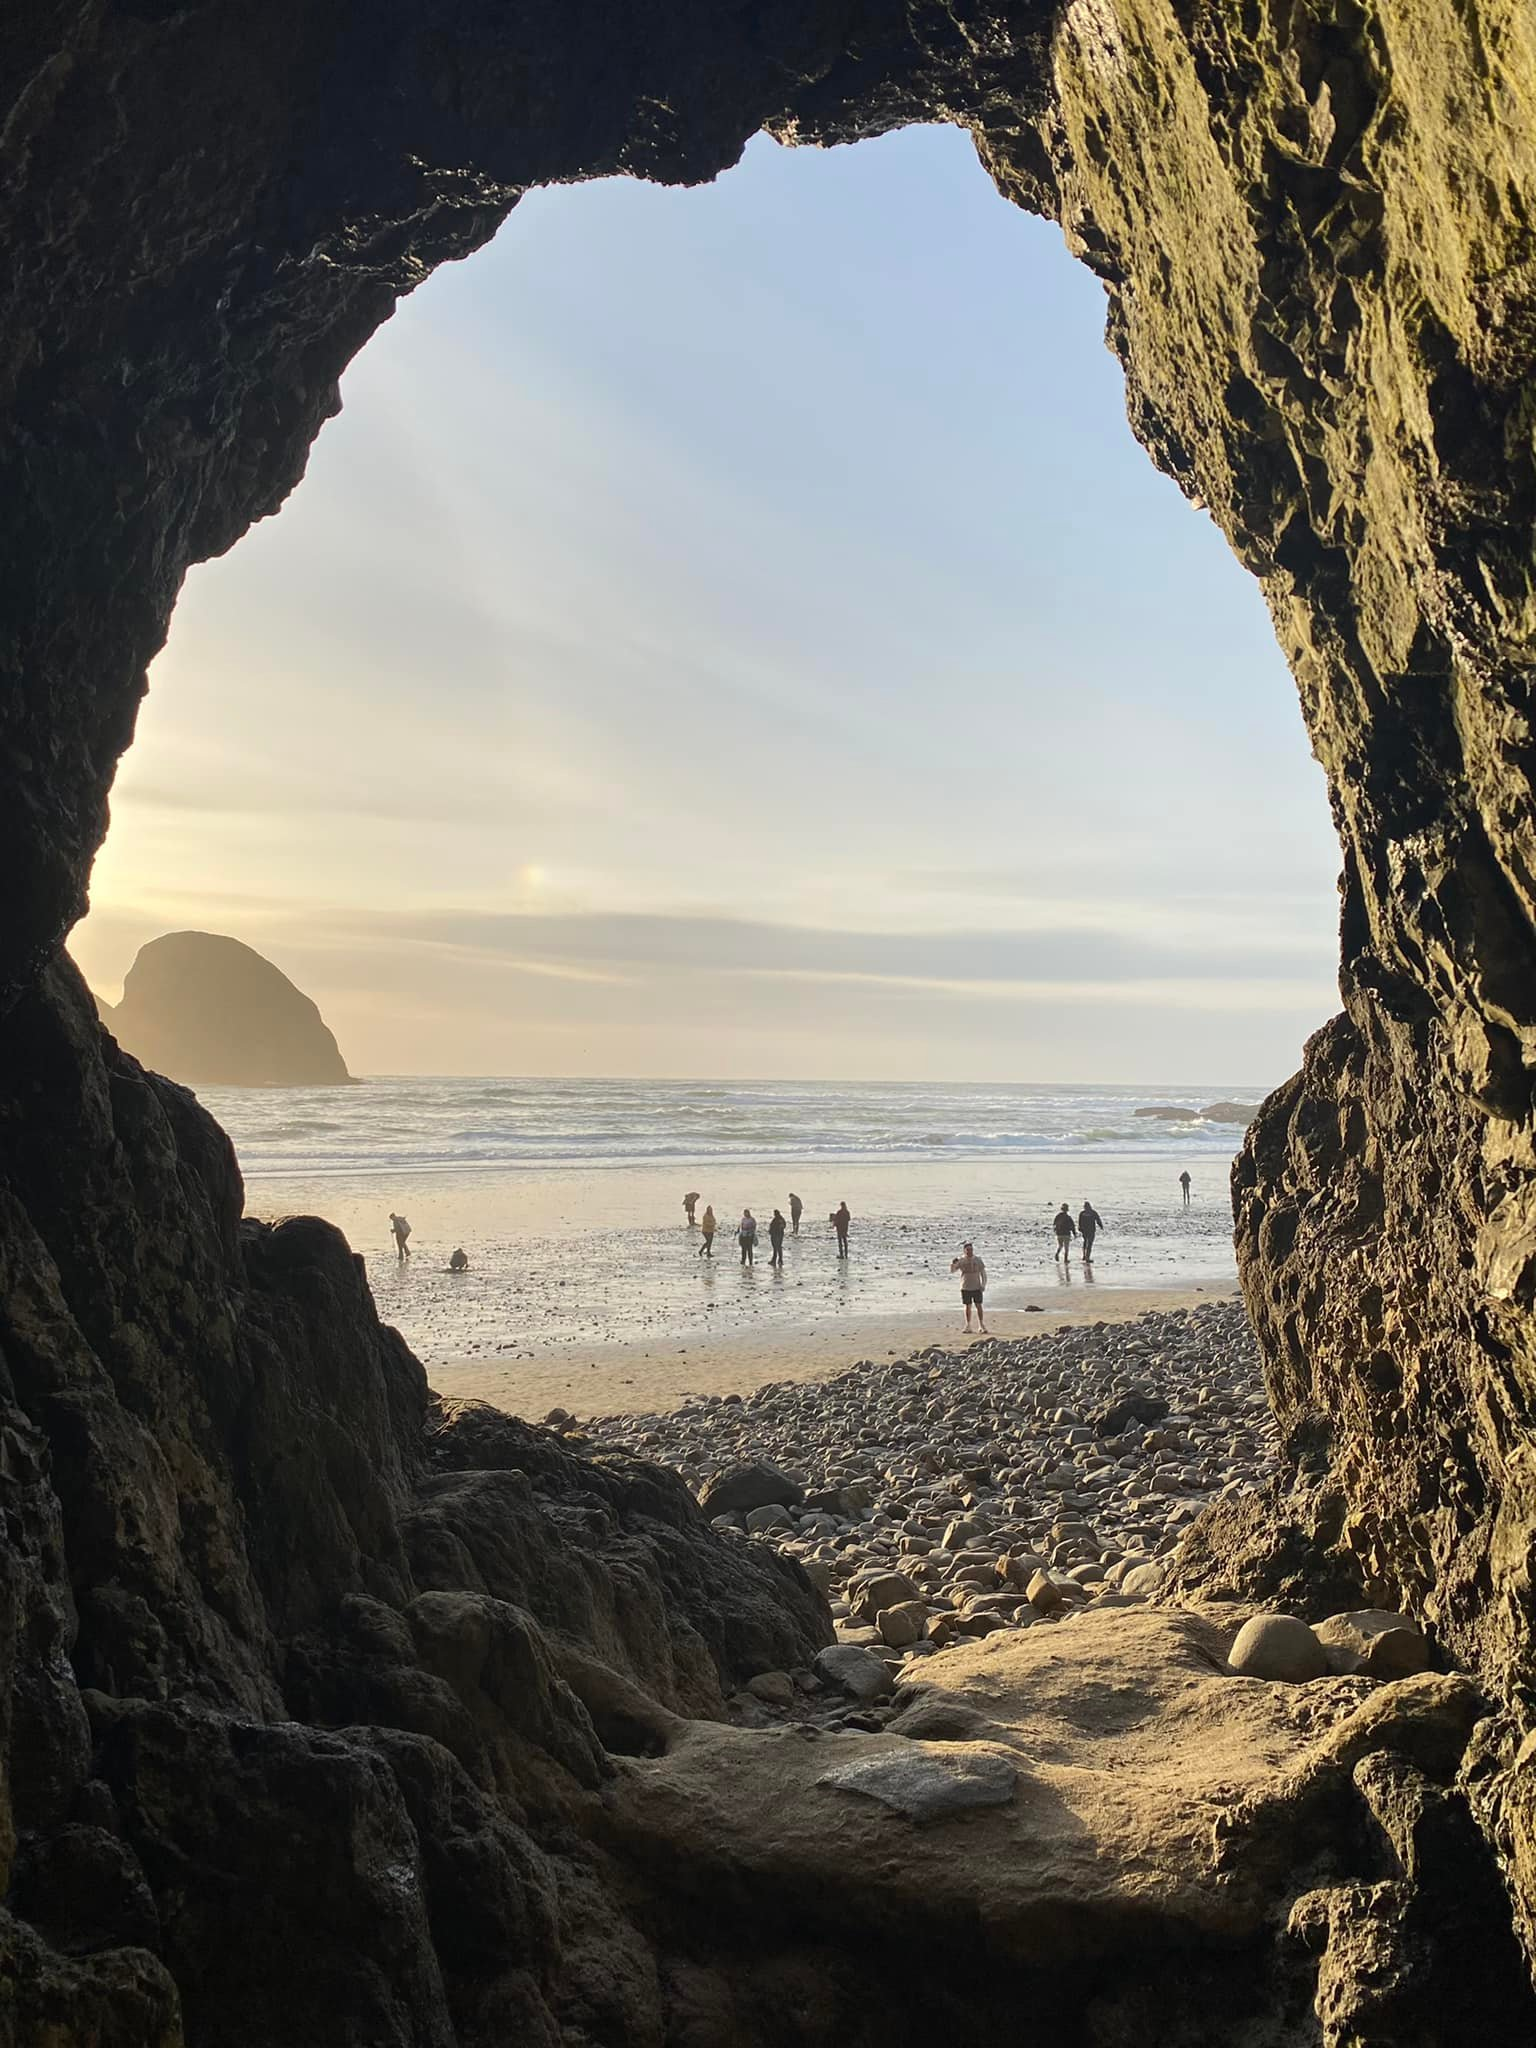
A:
738,1208,758,1265
951,1241,988,1333
1053,1203,1076,1263
698,1205,716,1257
448,1247,469,1273
389,1212,411,1261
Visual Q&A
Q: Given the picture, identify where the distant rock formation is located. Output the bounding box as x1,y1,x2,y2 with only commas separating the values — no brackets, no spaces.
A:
1134,1105,1199,1121
103,930,351,1087
1201,1100,1261,1125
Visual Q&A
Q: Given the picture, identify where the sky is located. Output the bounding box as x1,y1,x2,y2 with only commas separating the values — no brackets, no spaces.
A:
70,123,1342,1084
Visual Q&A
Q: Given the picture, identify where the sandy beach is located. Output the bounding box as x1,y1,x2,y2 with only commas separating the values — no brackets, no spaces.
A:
428,1281,1238,1418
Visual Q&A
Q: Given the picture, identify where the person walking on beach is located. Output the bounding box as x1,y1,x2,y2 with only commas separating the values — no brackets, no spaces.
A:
789,1192,803,1235
738,1208,758,1265
389,1212,411,1261
951,1241,988,1334
1179,1170,1192,1207
698,1204,716,1257
1078,1201,1104,1260
683,1190,700,1226
1053,1202,1076,1264
769,1208,787,1266
831,1201,851,1258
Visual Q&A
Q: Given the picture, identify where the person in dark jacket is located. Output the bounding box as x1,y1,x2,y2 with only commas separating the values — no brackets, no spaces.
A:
1078,1201,1103,1260
1053,1202,1076,1263
769,1209,787,1266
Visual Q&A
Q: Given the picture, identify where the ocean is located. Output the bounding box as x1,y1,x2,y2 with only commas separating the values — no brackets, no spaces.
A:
201,1076,1266,1367
204,1075,1266,1179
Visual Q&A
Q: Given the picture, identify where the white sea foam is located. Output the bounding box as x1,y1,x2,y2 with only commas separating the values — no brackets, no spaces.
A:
200,1075,1267,1181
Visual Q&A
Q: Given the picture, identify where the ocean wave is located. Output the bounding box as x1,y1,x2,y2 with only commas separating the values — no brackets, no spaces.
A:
214,1075,1264,1179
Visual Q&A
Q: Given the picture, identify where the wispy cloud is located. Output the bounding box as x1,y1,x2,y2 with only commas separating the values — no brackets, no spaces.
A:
359,906,1337,991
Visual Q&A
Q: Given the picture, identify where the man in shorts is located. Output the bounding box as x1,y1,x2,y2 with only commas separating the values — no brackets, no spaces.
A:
951,1241,988,1334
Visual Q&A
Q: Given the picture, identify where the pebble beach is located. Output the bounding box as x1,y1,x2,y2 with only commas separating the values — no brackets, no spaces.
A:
574,1298,1277,1707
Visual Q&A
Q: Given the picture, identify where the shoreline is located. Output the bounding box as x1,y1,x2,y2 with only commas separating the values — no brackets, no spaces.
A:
426,1281,1241,1420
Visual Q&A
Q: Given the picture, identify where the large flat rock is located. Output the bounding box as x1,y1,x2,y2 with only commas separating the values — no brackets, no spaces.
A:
601,1607,1470,1968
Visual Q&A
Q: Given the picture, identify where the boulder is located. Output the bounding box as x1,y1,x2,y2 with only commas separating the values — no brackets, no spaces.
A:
1201,1101,1261,1124
1091,1394,1170,1438
1026,1571,1066,1615
1227,1614,1329,1683
698,1462,804,1515
1314,1611,1432,1679
876,1601,929,1649
848,1570,921,1623
743,1503,794,1535
1134,1105,1199,1120
813,1646,894,1704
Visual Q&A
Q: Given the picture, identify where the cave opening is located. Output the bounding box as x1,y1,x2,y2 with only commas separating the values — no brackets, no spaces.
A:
11,1,1536,2032
72,125,1338,1095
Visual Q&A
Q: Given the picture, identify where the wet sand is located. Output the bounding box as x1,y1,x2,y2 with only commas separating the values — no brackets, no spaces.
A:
428,1282,1239,1419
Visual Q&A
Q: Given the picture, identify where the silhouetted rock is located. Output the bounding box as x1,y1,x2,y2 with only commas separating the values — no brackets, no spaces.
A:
106,931,351,1087
1134,1105,1199,1120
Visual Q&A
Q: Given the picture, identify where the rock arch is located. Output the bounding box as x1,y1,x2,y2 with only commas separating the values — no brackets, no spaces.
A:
6,0,1536,2032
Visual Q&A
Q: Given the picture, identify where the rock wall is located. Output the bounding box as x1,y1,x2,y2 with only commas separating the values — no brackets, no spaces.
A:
0,960,829,2042
7,0,1536,2030
980,0,1536,1956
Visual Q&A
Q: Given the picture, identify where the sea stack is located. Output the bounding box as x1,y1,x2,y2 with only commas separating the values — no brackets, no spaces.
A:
102,931,351,1087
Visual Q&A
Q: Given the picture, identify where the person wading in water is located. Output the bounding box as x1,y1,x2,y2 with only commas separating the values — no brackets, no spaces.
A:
831,1202,851,1258
1078,1200,1104,1261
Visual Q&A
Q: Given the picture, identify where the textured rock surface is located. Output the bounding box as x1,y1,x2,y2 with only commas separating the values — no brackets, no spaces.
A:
0,961,827,2042
7,0,1536,2032
604,1608,1534,2041
102,931,351,1087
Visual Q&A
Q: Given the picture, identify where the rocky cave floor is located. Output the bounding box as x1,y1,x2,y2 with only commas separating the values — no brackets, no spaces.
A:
5,974,1533,2045
578,1301,1281,1725
546,1303,1536,2043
